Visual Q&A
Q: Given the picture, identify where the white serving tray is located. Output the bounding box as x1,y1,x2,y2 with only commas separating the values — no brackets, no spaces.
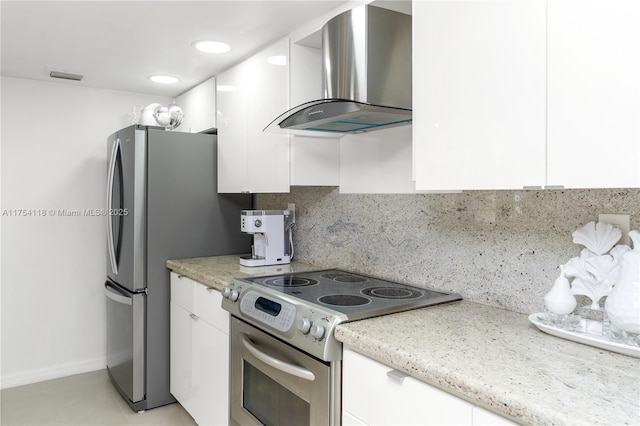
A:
528,313,640,358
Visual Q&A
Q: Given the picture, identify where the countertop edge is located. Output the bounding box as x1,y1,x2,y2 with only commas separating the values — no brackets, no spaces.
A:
335,302,640,426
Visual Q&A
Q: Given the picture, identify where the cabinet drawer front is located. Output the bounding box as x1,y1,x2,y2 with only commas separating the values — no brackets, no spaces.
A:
195,283,229,333
170,272,195,312
343,349,474,425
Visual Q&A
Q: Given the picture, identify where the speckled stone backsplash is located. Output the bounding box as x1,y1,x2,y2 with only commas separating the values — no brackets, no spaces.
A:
257,187,640,314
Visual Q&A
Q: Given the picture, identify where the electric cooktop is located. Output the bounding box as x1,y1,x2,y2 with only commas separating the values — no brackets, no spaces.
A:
239,269,461,320
221,269,462,361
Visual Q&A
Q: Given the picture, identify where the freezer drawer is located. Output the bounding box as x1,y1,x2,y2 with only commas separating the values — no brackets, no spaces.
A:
105,280,145,406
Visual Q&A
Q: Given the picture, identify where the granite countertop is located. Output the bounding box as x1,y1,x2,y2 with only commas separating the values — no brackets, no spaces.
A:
166,256,639,425
335,301,640,426
166,255,322,291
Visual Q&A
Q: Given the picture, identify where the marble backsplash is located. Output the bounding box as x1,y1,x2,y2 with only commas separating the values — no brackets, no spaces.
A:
257,187,640,314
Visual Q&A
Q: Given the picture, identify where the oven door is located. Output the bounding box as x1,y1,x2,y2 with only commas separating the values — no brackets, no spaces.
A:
230,317,339,426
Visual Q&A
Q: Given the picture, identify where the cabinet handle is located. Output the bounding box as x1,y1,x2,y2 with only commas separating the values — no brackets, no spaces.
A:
522,185,566,190
189,313,198,321
206,287,215,292
386,369,410,383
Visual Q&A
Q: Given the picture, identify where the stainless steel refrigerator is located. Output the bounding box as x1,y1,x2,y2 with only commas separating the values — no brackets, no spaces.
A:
104,124,251,411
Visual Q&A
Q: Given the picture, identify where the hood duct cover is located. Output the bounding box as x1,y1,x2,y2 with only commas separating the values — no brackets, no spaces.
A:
268,5,412,133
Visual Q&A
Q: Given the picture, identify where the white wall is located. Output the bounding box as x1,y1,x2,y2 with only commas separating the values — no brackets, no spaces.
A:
0,76,170,388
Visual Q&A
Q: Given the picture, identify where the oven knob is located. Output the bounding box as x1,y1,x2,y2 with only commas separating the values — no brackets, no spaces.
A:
230,289,240,302
310,324,326,340
222,287,232,299
254,219,262,228
298,318,312,334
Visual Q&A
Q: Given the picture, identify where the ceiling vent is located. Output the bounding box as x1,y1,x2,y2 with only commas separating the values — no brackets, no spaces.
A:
49,71,84,81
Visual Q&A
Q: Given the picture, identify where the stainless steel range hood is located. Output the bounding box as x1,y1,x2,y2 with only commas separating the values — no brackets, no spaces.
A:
268,4,412,133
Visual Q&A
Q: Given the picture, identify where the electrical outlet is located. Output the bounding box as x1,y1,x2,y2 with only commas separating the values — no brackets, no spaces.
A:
287,203,295,224
598,214,630,246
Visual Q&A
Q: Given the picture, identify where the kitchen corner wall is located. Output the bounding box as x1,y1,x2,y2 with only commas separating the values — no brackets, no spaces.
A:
258,187,640,314
1,76,171,388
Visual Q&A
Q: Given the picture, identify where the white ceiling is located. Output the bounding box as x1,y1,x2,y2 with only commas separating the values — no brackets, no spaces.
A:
0,1,350,97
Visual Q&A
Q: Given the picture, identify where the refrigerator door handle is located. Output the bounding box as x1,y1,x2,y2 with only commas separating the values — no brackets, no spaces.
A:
106,137,120,275
105,282,132,306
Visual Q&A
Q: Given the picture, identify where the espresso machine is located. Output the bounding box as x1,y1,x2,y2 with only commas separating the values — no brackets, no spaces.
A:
239,209,294,267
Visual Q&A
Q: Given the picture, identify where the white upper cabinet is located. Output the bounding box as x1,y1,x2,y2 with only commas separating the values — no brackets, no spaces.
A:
174,77,216,133
547,0,640,188
340,125,423,194
217,61,249,193
245,39,291,193
414,0,639,191
217,38,290,193
289,41,340,187
414,0,547,191
217,36,343,192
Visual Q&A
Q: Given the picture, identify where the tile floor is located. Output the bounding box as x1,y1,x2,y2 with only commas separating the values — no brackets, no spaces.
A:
0,369,197,425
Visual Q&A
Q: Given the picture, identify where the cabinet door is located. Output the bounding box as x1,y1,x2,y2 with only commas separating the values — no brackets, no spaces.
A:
217,62,250,193
547,0,640,188
171,275,230,425
340,125,423,194
170,273,195,312
174,77,216,133
217,39,290,193
192,318,229,426
246,38,290,193
169,302,195,412
343,349,474,425
413,0,546,190
195,283,229,333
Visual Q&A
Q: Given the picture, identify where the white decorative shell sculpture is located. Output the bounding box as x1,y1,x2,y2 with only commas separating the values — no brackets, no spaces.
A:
572,221,622,255
565,221,626,310
605,230,640,334
566,251,618,309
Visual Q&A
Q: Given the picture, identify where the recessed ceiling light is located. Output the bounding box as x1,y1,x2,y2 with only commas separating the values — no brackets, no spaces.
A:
266,55,287,66
193,40,231,54
148,75,179,84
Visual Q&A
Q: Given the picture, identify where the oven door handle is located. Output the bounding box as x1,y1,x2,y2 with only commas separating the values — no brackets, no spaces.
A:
241,334,316,381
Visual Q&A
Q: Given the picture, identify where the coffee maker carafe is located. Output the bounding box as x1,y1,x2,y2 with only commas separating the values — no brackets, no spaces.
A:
239,210,293,267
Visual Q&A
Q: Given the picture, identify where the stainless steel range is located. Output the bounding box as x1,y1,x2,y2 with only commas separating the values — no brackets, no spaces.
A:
221,269,461,426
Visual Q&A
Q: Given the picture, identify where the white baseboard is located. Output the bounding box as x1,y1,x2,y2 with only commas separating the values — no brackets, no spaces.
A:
1,357,106,389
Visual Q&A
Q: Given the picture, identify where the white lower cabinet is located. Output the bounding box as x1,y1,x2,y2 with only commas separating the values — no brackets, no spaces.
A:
170,272,228,426
472,406,518,426
342,348,516,426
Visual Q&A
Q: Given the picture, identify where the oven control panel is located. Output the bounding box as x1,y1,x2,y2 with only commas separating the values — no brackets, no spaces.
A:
239,290,296,333
221,280,345,361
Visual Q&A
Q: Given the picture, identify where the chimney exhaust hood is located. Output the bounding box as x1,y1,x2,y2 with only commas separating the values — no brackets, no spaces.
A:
267,4,412,133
